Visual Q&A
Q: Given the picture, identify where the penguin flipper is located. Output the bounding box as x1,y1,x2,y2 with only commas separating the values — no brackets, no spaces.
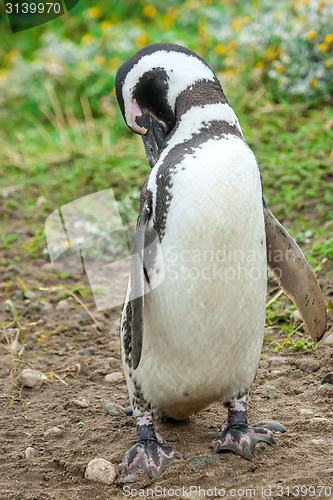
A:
264,201,327,342
130,204,150,370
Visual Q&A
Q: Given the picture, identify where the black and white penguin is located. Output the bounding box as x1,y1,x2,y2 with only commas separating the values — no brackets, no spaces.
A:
115,43,327,478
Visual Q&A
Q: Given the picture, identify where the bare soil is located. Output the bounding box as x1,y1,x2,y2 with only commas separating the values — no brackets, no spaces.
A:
1,206,332,500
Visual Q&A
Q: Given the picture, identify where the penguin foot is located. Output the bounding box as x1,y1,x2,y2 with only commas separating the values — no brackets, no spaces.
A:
211,423,276,460
210,397,276,460
121,439,181,478
121,414,182,478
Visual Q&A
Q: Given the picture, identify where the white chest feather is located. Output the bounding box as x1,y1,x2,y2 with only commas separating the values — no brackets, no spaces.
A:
125,135,267,419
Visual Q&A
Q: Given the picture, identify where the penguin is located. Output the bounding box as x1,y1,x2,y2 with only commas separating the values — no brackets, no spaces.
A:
115,43,327,478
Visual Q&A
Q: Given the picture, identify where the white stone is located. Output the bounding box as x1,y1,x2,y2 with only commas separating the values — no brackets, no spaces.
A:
104,372,124,384
85,458,116,485
18,369,47,389
73,399,89,408
43,427,62,438
24,447,35,459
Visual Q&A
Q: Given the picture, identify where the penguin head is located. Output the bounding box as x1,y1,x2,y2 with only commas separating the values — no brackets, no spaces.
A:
115,43,219,167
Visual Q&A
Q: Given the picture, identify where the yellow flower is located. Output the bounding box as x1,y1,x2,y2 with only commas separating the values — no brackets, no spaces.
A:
223,68,237,79
110,57,121,69
100,20,113,31
135,34,150,47
82,33,94,45
215,44,226,55
320,43,328,51
324,59,332,67
227,40,238,51
243,15,251,24
325,34,333,44
198,25,209,37
256,60,264,69
87,7,102,19
274,11,283,20
163,10,178,29
4,49,20,66
276,64,284,73
310,78,318,88
0,69,9,81
143,5,156,18
307,30,317,39
94,56,106,66
231,19,242,31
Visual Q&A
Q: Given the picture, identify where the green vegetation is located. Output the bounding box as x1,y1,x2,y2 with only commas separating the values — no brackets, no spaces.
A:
0,0,332,347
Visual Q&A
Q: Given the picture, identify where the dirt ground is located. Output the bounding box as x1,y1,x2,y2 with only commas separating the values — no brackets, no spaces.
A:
0,205,332,500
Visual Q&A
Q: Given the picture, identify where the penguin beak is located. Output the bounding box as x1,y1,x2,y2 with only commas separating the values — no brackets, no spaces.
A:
138,116,166,169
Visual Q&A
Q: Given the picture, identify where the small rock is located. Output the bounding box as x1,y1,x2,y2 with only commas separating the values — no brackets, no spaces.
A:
300,409,315,415
39,300,53,311
124,406,133,416
187,455,220,469
85,458,116,485
73,399,89,408
321,372,333,385
24,447,35,460
263,383,276,390
268,356,287,366
323,333,333,345
104,372,124,384
80,311,91,321
79,349,92,356
297,360,320,373
255,421,286,433
17,369,47,389
119,475,138,483
24,290,36,300
309,439,325,446
43,427,62,438
56,300,69,311
322,468,333,474
41,262,54,272
105,403,123,415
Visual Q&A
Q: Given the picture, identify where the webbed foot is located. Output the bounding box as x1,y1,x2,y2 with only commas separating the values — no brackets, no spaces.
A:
211,398,276,460
121,414,182,478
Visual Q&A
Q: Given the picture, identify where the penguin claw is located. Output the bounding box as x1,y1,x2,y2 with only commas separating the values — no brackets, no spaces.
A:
121,439,182,478
211,425,276,460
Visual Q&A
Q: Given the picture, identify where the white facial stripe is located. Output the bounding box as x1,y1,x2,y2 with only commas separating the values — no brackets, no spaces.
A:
122,50,215,125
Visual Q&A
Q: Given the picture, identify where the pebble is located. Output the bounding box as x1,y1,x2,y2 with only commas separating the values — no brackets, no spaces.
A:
80,311,91,321
268,356,287,366
119,475,138,483
323,333,333,345
322,468,333,474
308,439,325,446
24,447,35,460
79,349,92,356
39,300,53,311
263,383,276,390
73,399,89,408
24,290,36,300
17,369,47,389
255,420,286,433
187,455,220,469
105,403,123,415
124,406,133,416
297,360,320,373
104,372,124,384
41,262,54,273
299,409,315,415
85,458,116,485
56,300,69,311
43,427,62,438
321,372,333,385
